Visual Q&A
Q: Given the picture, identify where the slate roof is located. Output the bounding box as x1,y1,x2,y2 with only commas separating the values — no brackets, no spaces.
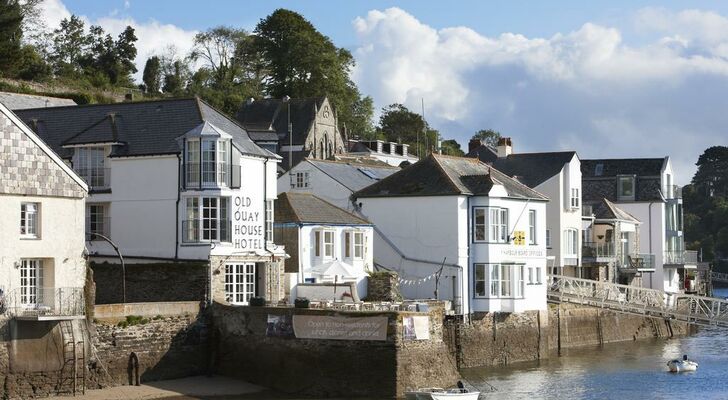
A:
0,92,76,110
305,159,400,192
465,144,499,164
275,192,370,225
353,153,549,200
236,97,326,146
490,152,577,188
14,97,273,159
581,158,666,178
592,198,640,223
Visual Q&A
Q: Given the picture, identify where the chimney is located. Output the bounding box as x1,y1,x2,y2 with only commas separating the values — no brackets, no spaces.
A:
468,139,482,153
497,137,512,158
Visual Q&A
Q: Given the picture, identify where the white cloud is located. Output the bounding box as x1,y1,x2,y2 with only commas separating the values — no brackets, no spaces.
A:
352,7,728,183
38,0,198,82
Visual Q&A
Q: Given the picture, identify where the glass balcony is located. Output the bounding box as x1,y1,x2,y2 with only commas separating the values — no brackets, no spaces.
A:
76,167,111,191
184,163,240,189
582,241,616,262
664,250,698,266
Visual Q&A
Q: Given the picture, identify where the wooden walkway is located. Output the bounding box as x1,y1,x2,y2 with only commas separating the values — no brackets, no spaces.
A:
548,275,728,328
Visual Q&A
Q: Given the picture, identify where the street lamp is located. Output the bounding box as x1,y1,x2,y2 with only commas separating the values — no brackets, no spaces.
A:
88,233,126,304
283,95,292,168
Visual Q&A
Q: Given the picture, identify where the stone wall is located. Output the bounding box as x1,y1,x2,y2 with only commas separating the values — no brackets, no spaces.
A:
89,314,209,387
90,262,207,304
211,302,459,398
367,271,402,301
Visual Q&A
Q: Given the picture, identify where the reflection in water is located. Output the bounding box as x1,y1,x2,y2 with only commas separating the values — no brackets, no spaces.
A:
462,288,728,400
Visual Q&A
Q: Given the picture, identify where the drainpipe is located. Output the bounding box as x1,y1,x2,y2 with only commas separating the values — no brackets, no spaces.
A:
175,153,181,260
648,201,654,289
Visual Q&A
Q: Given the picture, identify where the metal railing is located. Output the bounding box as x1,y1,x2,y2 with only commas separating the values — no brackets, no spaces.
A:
75,167,111,191
623,253,655,270
181,219,231,243
86,217,111,240
668,185,682,199
548,275,728,328
3,287,85,318
664,250,698,265
582,241,615,259
184,163,240,189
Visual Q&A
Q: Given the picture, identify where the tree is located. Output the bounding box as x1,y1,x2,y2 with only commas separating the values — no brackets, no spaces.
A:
441,139,464,156
50,15,89,76
692,146,728,197
254,9,365,133
142,56,161,93
347,95,374,139
0,0,23,76
377,103,438,157
471,129,502,148
190,26,248,89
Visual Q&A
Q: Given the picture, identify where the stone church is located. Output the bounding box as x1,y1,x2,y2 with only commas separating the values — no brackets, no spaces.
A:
235,96,346,171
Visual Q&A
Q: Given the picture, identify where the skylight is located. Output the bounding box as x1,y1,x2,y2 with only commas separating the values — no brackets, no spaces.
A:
595,163,604,176
358,168,378,180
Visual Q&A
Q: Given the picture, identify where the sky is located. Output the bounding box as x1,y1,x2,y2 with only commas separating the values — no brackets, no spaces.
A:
37,0,728,184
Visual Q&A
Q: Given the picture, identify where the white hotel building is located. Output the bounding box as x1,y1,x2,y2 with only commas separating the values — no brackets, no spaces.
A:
353,154,549,315
16,98,286,305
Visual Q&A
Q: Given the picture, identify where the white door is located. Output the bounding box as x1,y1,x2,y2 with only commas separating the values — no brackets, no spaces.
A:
20,259,43,306
224,263,256,305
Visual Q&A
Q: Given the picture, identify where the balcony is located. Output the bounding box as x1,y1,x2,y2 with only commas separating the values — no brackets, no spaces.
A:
184,163,241,190
664,250,698,267
76,167,111,192
182,219,231,243
582,204,594,218
621,253,655,273
4,287,85,320
667,185,682,199
582,241,616,263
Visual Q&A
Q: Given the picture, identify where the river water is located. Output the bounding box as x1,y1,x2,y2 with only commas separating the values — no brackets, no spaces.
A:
461,287,728,400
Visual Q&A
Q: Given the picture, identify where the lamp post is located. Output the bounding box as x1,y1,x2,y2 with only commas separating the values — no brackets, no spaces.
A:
88,233,126,304
283,95,291,168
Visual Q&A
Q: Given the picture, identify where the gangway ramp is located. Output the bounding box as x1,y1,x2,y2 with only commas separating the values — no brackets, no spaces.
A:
548,275,728,328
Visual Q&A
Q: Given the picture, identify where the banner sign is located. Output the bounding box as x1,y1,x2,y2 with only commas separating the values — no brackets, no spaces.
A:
403,316,431,340
292,315,388,341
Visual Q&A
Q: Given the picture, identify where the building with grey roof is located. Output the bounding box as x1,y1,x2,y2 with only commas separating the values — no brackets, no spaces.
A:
274,192,373,303
0,91,76,110
236,96,346,171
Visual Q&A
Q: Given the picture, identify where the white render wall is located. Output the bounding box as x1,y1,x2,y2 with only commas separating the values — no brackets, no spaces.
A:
0,194,87,292
288,224,374,301
278,161,355,211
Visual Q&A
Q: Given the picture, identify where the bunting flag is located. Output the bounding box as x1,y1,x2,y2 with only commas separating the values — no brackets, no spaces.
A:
398,270,441,286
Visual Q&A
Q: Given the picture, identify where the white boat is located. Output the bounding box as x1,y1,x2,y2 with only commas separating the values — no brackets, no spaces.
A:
667,358,698,372
405,388,480,400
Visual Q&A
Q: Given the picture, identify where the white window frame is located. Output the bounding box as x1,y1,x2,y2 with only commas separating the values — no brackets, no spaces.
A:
617,175,636,201
295,171,310,188
474,263,487,297
353,231,365,259
20,202,40,238
217,140,229,186
75,147,106,188
20,259,43,306
528,267,534,284
224,263,256,305
86,203,108,239
528,210,537,245
185,139,200,187
265,200,273,243
185,196,230,243
473,208,486,242
535,266,542,284
323,230,335,259
563,228,578,257
490,208,509,243
570,188,580,209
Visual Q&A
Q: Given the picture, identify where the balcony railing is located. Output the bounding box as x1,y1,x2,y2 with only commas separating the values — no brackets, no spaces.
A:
181,219,231,243
582,204,594,217
86,217,111,240
76,167,111,191
3,287,85,319
184,163,241,189
583,241,615,260
667,185,682,199
623,253,655,271
665,250,698,265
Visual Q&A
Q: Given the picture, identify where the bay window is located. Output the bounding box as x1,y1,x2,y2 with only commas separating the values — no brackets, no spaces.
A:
185,138,231,188
472,207,508,243
475,264,525,298
183,196,230,243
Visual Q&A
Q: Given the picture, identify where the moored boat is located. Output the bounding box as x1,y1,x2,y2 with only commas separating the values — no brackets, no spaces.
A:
667,355,698,372
404,388,480,400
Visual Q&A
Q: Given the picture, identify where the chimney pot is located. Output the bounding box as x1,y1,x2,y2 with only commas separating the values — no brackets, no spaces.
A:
497,137,513,158
468,139,482,153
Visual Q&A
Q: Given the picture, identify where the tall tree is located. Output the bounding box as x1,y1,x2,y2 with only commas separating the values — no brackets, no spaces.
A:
377,103,438,157
441,139,464,156
254,9,365,133
692,146,728,197
50,15,88,76
471,129,502,148
190,26,247,89
0,0,23,76
142,56,161,93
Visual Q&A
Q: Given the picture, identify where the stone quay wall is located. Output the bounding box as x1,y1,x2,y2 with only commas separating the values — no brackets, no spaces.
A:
210,302,459,399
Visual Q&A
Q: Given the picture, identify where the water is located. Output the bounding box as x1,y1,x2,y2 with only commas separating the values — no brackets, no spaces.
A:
462,288,728,400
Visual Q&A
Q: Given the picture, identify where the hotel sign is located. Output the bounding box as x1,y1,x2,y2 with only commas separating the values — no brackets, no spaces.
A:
500,248,546,258
292,315,388,341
